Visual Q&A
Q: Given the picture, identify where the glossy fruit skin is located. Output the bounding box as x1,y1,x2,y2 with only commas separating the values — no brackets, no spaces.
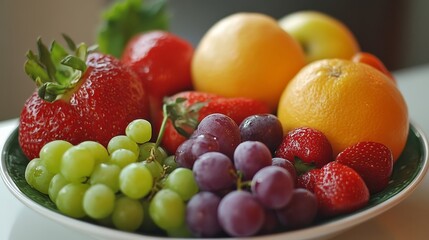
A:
19,53,149,160
218,190,265,237
275,127,333,168
160,91,271,154
336,141,393,193
277,59,408,161
122,31,194,99
77,53,150,146
239,114,284,153
192,12,306,111
278,11,360,63
196,113,241,159
296,169,320,192
19,93,85,159
271,157,297,184
314,162,369,217
275,188,318,230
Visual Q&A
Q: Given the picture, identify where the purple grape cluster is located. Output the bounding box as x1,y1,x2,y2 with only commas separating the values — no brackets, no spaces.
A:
175,113,318,237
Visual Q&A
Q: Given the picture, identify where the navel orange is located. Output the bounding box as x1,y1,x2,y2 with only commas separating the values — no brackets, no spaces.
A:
277,59,408,161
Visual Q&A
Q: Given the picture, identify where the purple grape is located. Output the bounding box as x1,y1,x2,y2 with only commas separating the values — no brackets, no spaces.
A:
192,134,220,156
276,188,318,229
175,139,195,169
272,157,297,184
251,166,294,209
218,190,265,237
196,113,241,158
186,192,222,237
239,114,283,153
259,209,280,234
234,141,272,180
175,134,219,169
193,152,236,192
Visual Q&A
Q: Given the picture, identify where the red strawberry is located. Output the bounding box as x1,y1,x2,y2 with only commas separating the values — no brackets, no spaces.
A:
158,91,271,154
19,92,86,158
314,162,369,217
19,36,149,160
121,31,193,99
275,127,333,173
121,31,194,128
336,141,393,193
296,168,321,192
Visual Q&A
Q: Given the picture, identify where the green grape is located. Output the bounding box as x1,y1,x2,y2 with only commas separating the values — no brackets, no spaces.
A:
167,224,193,238
83,184,115,219
126,119,152,144
149,189,185,231
48,174,69,202
56,182,89,218
25,158,55,194
77,141,109,164
107,135,139,156
109,149,137,168
119,163,153,199
25,158,41,185
90,163,121,192
164,168,198,201
142,160,164,179
138,142,168,163
112,195,144,231
61,146,96,182
39,140,73,174
140,200,161,233
163,155,178,174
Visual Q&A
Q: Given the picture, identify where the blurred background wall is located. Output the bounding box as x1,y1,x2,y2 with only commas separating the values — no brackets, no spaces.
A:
1,0,428,121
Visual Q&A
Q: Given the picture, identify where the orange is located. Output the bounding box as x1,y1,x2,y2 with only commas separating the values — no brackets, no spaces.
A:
277,59,409,161
191,12,306,111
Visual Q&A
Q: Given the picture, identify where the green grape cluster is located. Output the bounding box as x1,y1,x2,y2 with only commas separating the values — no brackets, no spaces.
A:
25,119,198,234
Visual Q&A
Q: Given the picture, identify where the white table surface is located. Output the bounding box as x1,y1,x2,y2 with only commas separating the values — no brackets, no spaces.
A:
1,64,429,240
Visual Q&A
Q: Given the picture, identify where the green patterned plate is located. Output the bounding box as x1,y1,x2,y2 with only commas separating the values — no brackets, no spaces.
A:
1,124,428,240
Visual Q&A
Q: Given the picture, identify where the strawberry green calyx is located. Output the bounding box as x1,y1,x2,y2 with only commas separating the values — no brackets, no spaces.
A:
148,97,206,157
163,97,207,138
294,158,317,175
24,34,90,102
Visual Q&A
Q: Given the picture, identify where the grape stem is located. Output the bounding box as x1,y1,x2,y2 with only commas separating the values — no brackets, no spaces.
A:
235,170,251,190
147,166,168,200
146,104,169,162
155,103,170,149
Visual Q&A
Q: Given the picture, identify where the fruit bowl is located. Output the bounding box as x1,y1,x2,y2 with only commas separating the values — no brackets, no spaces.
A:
1,123,428,240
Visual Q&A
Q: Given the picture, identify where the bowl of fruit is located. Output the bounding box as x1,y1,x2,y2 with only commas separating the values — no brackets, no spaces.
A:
1,117,428,240
1,1,429,239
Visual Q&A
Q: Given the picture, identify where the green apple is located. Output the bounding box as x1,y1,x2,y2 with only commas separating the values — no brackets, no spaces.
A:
279,11,360,63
